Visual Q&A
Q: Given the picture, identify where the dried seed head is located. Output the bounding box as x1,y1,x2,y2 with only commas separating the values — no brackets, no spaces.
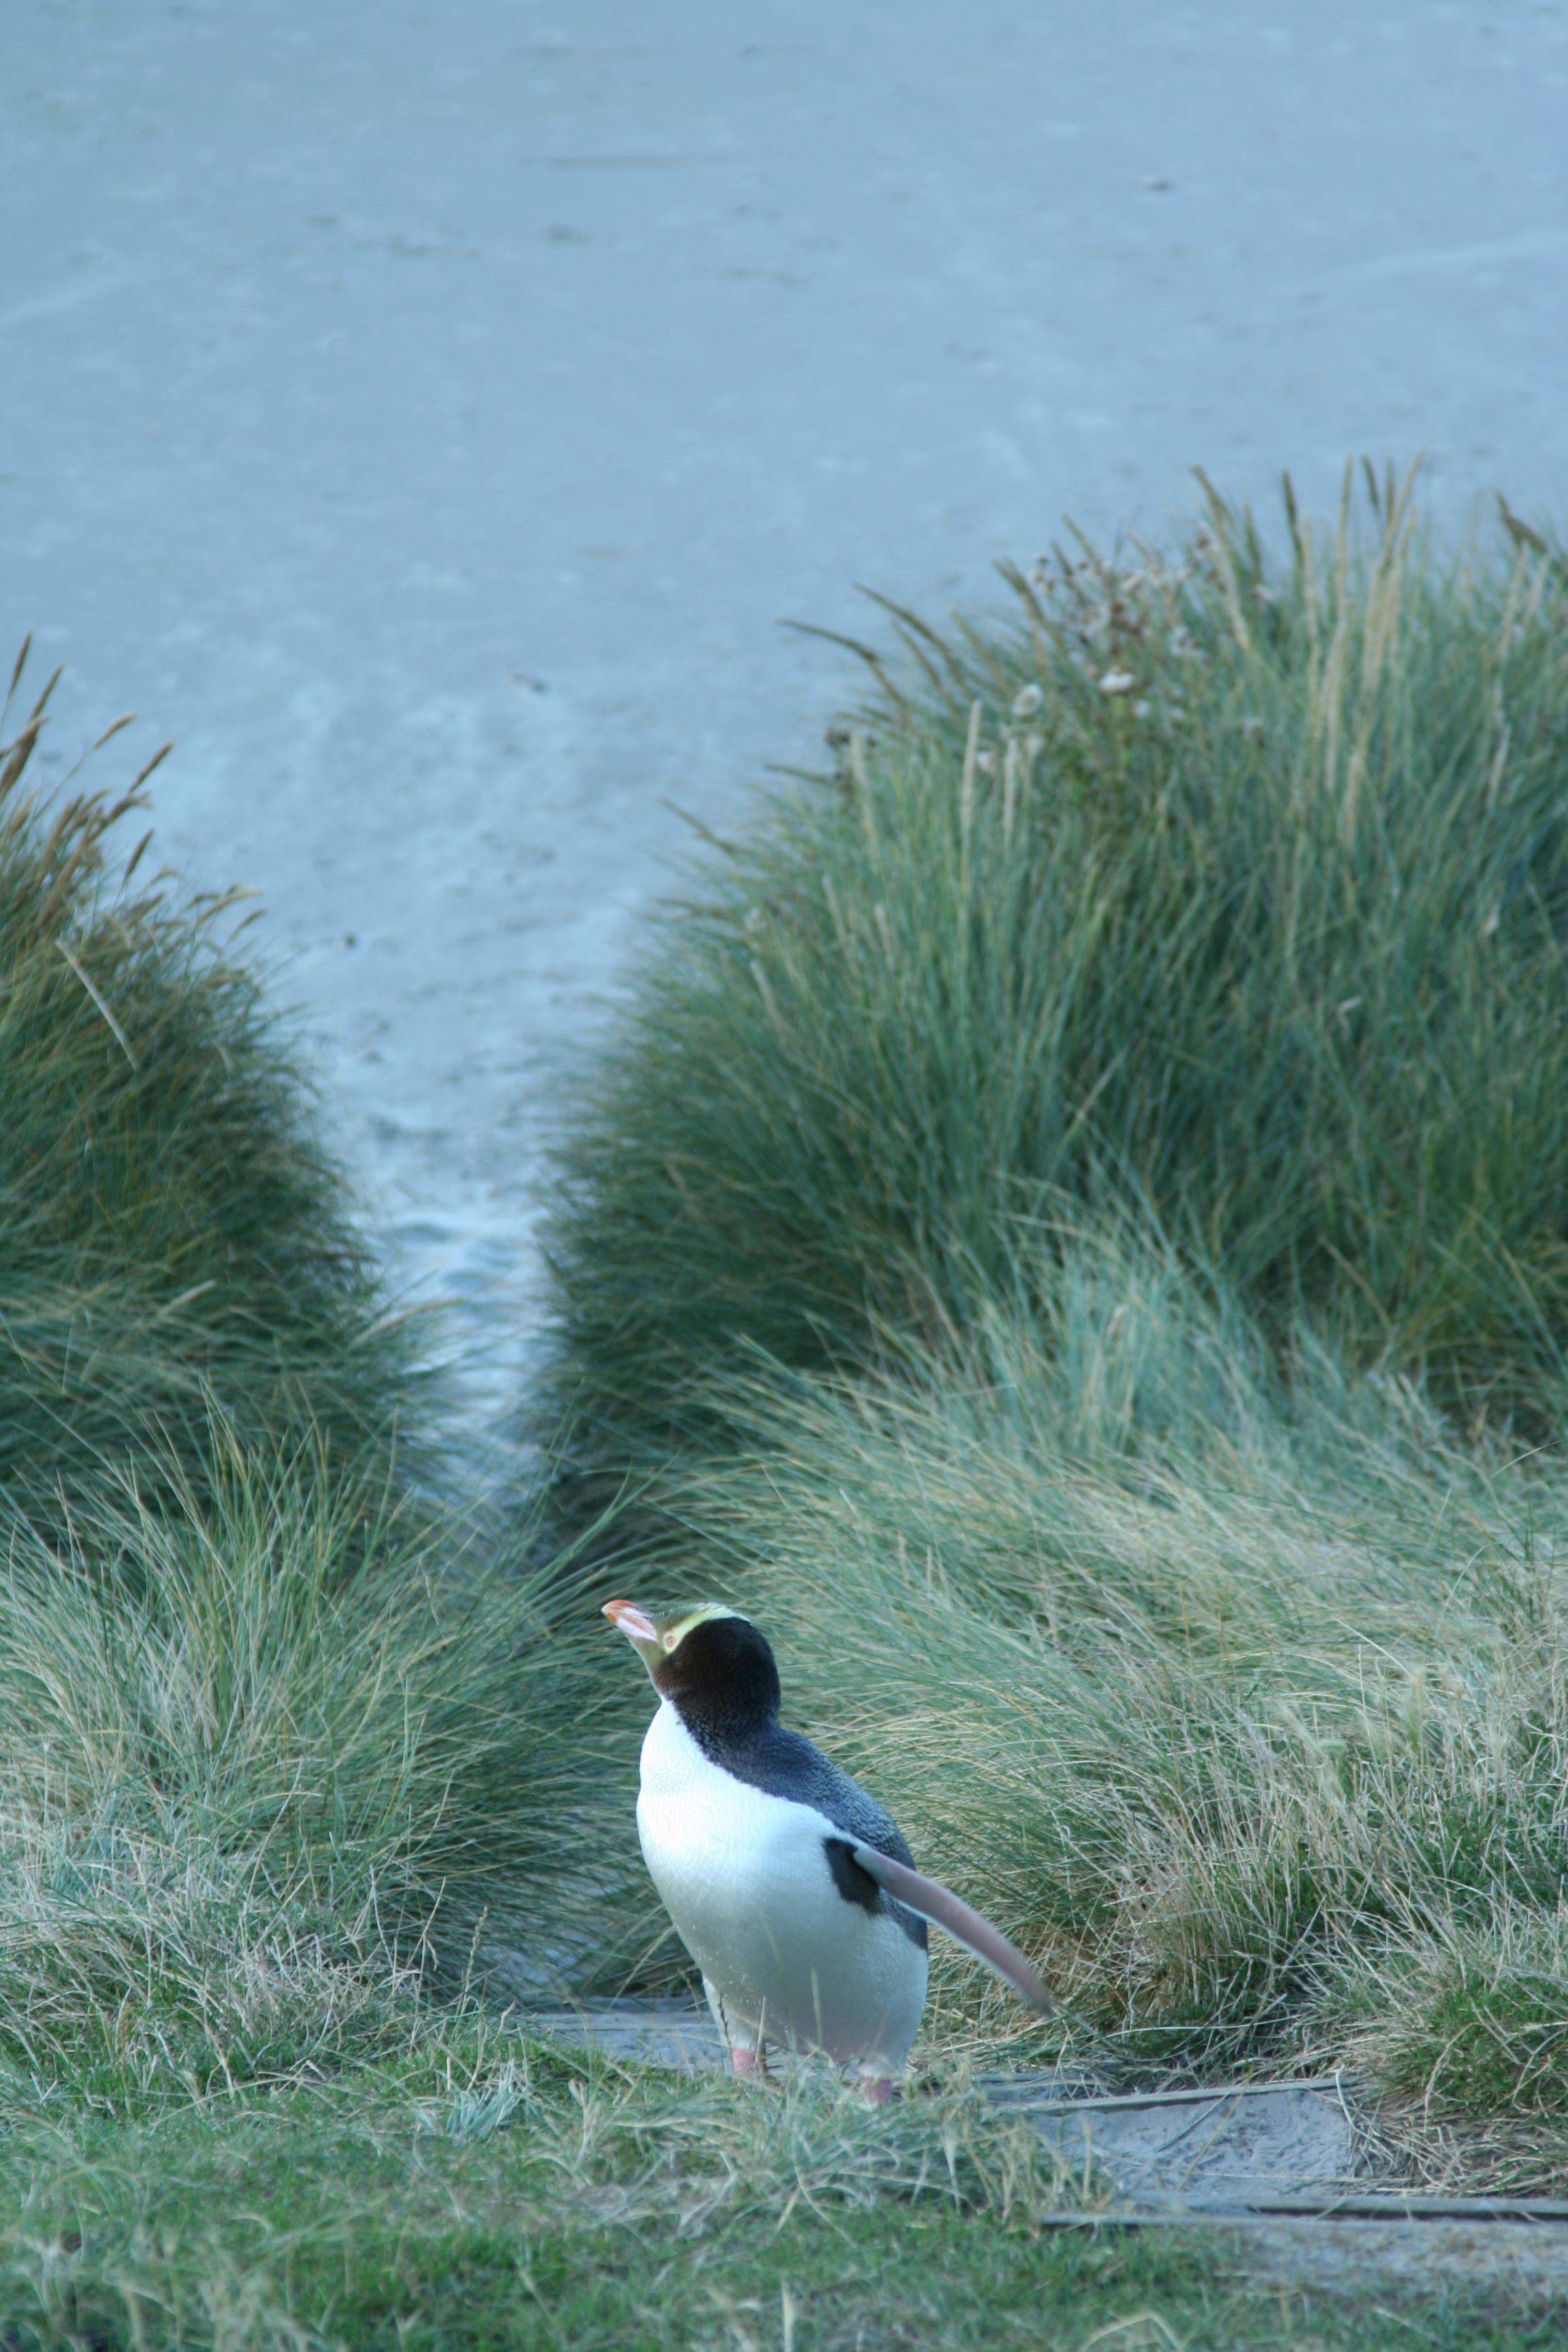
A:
1099,670,1136,696
1011,683,1043,719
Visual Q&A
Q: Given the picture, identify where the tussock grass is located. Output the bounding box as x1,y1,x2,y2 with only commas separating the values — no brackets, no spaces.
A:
0,1434,642,2115
544,470,1568,1461
536,477,1568,2181
8,474,1568,2330
0,646,659,2141
661,1226,1568,2183
0,2029,1548,2349
0,644,423,1523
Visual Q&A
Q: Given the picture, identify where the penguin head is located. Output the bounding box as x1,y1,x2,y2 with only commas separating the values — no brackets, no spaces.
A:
603,1599,782,1719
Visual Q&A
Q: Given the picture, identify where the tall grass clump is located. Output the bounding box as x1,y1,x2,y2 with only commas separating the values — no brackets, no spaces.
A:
544,469,1568,1462
537,475,1568,2174
668,1226,1568,2180
0,644,424,1522
0,647,658,2122
0,1429,642,2115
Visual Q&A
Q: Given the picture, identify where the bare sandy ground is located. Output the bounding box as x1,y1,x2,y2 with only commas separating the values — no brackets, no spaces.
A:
3,0,1565,1408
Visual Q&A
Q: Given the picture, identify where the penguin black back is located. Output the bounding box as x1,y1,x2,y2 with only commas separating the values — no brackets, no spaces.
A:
652,1609,925,1946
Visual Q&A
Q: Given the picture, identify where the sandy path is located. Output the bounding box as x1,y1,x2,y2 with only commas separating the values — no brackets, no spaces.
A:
4,0,1564,1408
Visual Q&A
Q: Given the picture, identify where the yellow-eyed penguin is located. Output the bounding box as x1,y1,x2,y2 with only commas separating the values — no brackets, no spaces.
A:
604,1599,1053,2098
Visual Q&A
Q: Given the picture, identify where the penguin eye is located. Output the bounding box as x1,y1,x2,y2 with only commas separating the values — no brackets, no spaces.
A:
662,1630,679,1652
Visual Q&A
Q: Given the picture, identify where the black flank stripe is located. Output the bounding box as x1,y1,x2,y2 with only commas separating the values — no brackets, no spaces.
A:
823,1837,880,1914
823,1838,928,1950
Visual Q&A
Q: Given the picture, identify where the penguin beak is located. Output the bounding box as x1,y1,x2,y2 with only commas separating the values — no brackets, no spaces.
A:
602,1599,664,1676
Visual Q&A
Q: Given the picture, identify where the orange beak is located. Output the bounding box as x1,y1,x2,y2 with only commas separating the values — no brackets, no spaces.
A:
602,1598,659,1645
602,1599,668,1679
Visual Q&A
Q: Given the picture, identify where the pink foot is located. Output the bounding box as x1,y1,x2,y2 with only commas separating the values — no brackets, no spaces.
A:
729,2045,762,2078
858,2075,895,2106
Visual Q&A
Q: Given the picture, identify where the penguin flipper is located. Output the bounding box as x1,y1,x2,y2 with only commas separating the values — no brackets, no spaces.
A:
849,1844,1056,2014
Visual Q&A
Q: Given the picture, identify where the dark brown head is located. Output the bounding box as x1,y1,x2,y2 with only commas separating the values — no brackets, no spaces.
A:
602,1599,781,1733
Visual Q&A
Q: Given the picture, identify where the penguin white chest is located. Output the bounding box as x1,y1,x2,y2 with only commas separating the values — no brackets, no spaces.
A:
635,1700,927,2072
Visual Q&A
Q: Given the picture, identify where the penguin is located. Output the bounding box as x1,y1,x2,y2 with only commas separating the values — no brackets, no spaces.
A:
604,1598,1053,2099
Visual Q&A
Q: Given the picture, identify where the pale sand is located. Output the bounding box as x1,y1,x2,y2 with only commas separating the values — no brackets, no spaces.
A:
3,1,1564,1413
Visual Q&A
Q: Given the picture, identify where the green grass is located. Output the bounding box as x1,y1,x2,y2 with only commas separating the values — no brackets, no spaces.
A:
0,2029,1559,2349
0,643,427,1524
0,652,676,2299
0,644,658,2053
529,472,1568,2188
651,1224,1568,2185
10,477,1568,2340
0,1434,645,2094
542,469,1568,1467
